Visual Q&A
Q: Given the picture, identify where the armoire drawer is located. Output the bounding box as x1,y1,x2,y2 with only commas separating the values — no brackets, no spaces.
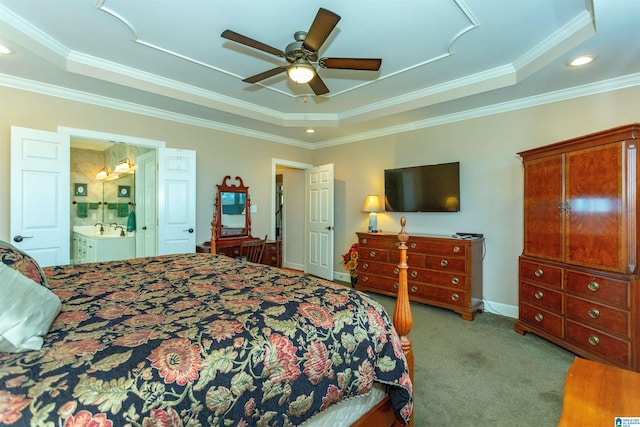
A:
565,320,630,367
565,270,629,308
519,259,563,289
566,296,630,338
358,272,395,293
519,302,564,338
359,236,399,250
359,247,389,262
519,281,563,314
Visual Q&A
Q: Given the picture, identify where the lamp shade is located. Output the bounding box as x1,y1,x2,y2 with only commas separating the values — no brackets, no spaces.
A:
114,158,132,173
95,167,109,180
286,59,315,84
362,195,383,212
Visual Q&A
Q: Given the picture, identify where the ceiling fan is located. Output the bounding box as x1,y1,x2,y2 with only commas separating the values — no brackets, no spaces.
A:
221,8,382,96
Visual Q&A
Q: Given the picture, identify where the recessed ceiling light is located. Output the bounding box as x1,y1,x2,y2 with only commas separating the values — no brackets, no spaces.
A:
305,128,315,134
0,44,13,55
568,55,595,67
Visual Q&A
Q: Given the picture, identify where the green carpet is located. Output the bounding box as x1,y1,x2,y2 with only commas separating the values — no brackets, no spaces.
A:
369,293,576,426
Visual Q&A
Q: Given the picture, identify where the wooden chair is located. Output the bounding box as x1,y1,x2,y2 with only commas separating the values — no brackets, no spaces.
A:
239,235,267,264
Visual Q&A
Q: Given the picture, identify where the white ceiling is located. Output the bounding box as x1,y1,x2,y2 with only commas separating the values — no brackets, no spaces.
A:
1,0,639,148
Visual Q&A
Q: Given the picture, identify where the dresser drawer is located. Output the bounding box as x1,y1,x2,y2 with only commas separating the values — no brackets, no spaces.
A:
409,282,467,307
565,270,629,308
359,235,399,250
358,272,396,292
358,247,389,262
519,302,564,338
425,255,466,272
389,251,425,268
410,240,466,256
565,320,630,367
520,281,563,313
566,296,630,338
520,259,563,289
218,246,240,258
359,260,395,276
406,267,467,288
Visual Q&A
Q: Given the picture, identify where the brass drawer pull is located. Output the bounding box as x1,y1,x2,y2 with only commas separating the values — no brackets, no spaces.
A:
451,277,459,285
411,271,418,278
363,276,368,282
587,280,600,292
369,250,376,258
395,242,400,247
362,263,369,270
588,335,600,346
534,290,544,300
534,268,543,278
393,283,398,289
451,293,459,301
362,238,368,244
440,259,449,267
394,268,399,275
534,313,544,322
411,286,418,293
588,308,600,319
453,246,460,253
411,243,417,249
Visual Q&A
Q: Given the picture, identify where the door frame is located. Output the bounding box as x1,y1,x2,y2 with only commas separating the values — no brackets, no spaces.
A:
271,159,313,270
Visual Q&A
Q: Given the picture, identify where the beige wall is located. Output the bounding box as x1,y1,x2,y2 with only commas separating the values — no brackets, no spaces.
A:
0,86,312,248
316,85,640,314
2,84,639,314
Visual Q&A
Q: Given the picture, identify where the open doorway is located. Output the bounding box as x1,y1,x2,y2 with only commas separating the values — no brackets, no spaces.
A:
272,159,312,272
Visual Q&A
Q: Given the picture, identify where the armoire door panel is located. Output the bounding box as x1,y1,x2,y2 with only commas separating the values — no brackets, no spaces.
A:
523,154,564,261
565,142,624,272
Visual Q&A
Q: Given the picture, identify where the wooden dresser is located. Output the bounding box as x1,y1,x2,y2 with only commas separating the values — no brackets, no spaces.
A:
357,232,484,321
515,124,640,371
196,239,282,268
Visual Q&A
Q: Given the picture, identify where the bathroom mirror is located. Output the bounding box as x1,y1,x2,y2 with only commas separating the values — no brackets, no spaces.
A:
101,174,135,223
214,176,251,239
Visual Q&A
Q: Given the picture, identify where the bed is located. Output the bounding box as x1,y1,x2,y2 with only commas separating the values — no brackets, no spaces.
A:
0,219,414,426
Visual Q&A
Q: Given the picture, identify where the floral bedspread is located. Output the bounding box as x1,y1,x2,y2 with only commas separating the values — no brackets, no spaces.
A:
0,254,412,426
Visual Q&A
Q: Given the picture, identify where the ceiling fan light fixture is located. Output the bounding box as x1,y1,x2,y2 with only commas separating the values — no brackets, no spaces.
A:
287,59,315,84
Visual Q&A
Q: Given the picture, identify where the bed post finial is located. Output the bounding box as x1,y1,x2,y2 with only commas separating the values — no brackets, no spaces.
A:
393,216,413,426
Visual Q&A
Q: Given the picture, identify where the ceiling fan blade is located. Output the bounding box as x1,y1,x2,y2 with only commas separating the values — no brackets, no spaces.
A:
221,30,283,57
303,8,341,52
308,74,330,96
320,57,382,71
242,66,288,83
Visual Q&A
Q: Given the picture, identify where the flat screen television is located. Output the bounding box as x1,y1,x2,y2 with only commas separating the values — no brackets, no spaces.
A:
384,162,460,212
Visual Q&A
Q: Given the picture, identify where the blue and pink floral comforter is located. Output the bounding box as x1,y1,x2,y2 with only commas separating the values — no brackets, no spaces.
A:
0,253,412,426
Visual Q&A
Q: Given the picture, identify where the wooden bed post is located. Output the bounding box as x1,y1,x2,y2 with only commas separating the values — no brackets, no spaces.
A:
393,217,413,427
210,218,217,254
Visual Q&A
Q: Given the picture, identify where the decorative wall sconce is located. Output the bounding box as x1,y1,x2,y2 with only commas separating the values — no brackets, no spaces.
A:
95,167,110,180
114,158,133,173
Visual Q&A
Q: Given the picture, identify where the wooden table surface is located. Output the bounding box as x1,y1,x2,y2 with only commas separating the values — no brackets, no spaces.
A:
558,358,640,426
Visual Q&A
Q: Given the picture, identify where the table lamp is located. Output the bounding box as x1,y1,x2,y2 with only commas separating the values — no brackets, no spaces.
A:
362,195,384,232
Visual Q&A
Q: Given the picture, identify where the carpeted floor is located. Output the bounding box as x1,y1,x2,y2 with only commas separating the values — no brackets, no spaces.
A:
367,292,576,426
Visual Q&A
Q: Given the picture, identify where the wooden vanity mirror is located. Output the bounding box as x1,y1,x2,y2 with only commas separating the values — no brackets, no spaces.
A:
213,176,252,241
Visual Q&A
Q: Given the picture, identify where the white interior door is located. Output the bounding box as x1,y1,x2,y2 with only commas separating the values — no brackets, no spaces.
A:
305,164,334,279
10,126,70,266
157,148,196,254
135,150,157,257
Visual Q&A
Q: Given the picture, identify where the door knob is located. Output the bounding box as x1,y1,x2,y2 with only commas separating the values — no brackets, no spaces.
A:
13,235,33,243
183,228,194,233
325,226,334,230
142,226,147,230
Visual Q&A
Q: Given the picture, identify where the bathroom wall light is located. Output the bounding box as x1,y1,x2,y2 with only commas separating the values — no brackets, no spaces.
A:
114,158,133,173
95,167,110,180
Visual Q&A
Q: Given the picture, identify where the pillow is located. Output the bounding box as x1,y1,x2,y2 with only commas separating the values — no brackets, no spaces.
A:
0,263,61,353
0,239,49,288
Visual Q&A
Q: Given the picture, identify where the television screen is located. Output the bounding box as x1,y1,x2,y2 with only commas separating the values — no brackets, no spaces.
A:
384,162,460,212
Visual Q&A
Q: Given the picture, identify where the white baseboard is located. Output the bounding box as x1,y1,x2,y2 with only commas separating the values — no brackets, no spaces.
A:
283,261,304,271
